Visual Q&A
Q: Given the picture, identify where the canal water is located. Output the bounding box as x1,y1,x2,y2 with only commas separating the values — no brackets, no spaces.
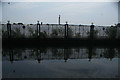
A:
2,47,120,78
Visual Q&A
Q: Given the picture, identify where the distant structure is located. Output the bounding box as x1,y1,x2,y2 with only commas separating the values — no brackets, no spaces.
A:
58,15,61,25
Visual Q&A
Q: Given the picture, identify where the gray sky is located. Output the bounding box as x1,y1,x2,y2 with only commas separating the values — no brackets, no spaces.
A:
1,2,118,26
0,2,2,24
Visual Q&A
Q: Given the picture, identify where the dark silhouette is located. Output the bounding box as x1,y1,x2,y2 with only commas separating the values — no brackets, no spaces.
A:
103,48,115,61
64,48,68,62
37,21,41,37
88,47,93,61
105,25,117,39
36,49,42,63
47,24,49,37
41,22,43,25
9,49,14,64
18,23,23,25
58,15,61,25
79,24,81,35
22,25,26,37
90,22,94,39
7,21,11,38
65,21,69,38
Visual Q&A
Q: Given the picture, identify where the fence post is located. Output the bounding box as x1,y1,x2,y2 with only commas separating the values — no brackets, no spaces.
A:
90,23,94,39
65,21,68,38
7,21,11,38
22,25,26,38
47,24,49,37
58,15,61,25
37,21,41,37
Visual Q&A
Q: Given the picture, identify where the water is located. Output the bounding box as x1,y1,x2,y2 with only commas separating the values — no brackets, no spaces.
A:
2,47,120,78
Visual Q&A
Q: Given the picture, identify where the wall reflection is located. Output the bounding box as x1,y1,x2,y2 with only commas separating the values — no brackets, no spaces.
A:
2,47,120,63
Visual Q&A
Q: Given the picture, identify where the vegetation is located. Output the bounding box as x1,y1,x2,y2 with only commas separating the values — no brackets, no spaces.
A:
50,27,73,38
105,26,117,39
87,30,99,38
103,48,115,60
2,27,24,38
12,27,24,38
2,30,7,38
27,27,37,38
75,33,81,38
67,27,73,38
50,28,64,38
28,27,47,38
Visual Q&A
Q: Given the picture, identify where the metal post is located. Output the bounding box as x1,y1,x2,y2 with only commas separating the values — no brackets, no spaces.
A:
37,21,39,37
65,23,66,38
75,26,76,37
90,23,94,39
37,21,41,37
82,26,84,38
67,24,69,38
88,47,92,62
79,25,81,37
58,15,60,25
22,25,26,37
38,24,40,36
7,21,11,38
65,21,68,38
47,24,49,37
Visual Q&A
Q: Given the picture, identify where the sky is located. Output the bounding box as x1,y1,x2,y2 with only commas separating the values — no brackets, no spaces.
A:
0,1,119,26
1,0,119,2
118,2,120,23
0,2,2,24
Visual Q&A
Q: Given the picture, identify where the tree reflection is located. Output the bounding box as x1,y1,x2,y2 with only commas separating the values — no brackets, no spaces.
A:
51,48,64,59
32,47,47,63
64,48,73,62
103,48,116,61
2,47,118,63
86,47,96,62
9,49,14,63
35,49,41,63
117,48,120,58
3,48,24,63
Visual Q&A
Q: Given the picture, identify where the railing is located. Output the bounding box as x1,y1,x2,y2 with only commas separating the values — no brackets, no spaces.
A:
2,23,120,39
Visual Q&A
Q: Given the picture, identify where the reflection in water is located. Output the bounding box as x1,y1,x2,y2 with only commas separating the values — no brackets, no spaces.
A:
2,47,119,78
3,47,119,63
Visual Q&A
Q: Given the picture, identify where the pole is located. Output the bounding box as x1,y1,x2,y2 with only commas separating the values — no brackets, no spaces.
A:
58,15,60,25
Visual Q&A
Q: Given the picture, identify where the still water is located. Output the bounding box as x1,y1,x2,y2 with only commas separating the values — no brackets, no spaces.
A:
2,47,120,78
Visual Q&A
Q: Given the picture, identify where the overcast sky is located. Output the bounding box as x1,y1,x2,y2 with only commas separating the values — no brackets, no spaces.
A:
1,1,119,26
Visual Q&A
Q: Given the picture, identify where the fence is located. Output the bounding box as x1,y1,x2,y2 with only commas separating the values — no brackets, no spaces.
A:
2,23,120,39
